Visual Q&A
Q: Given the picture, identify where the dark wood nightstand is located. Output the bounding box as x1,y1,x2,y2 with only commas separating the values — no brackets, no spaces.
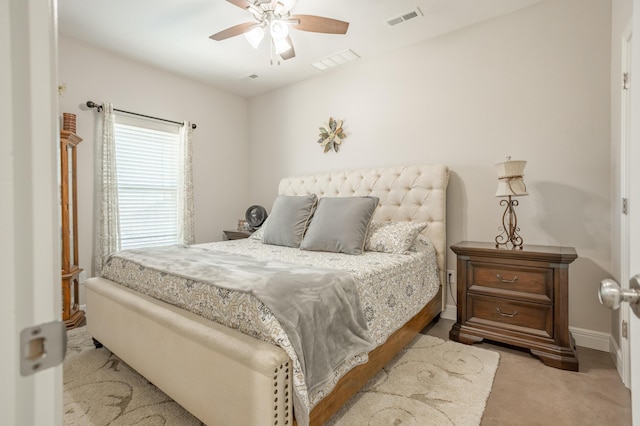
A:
223,230,253,240
449,241,579,371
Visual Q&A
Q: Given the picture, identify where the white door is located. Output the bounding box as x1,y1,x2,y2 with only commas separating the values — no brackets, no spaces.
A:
630,2,640,422
618,19,633,390
0,0,62,424
605,4,640,422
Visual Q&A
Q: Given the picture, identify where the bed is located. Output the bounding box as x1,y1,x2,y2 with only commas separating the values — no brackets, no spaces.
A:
85,164,449,425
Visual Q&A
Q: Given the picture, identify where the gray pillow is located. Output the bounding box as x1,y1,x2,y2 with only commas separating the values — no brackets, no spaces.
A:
300,196,379,255
262,194,318,247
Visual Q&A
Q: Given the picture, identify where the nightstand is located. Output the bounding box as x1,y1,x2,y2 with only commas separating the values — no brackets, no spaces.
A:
223,230,253,240
449,241,579,371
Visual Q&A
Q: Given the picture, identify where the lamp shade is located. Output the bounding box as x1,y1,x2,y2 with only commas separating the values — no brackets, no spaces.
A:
495,160,528,197
244,26,265,49
273,37,292,54
275,0,296,13
270,19,289,39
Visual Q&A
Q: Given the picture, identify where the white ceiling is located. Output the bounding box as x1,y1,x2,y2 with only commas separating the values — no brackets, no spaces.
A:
58,0,541,98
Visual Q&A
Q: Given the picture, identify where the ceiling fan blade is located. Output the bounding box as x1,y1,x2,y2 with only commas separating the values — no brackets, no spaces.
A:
225,0,251,10
210,22,256,41
289,15,349,34
280,37,296,60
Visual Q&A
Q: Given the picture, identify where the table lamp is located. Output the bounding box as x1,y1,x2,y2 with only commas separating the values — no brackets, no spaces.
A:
494,157,528,249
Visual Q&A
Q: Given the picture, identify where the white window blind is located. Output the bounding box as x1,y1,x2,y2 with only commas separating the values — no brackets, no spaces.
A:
114,114,181,250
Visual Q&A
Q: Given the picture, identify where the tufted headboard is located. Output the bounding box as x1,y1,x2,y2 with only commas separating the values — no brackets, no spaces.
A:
278,164,450,294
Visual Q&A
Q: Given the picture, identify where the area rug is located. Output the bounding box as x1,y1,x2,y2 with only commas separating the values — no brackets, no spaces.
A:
64,327,499,425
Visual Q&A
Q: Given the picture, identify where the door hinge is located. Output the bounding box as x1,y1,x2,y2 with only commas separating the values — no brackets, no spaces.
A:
623,72,630,90
20,320,67,376
622,320,628,338
622,198,628,215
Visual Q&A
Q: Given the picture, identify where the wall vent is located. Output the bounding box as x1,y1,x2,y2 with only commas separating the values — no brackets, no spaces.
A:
386,7,423,27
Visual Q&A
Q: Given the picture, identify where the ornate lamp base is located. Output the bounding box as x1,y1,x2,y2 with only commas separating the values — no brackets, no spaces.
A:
495,196,524,249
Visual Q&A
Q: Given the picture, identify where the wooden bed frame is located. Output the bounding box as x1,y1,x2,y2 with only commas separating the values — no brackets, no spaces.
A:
308,287,443,424
85,164,449,426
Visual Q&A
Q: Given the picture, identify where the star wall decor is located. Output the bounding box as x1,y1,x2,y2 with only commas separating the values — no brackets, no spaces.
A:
318,117,346,153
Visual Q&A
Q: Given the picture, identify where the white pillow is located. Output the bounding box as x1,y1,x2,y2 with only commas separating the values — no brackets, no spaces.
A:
248,216,269,241
364,221,428,254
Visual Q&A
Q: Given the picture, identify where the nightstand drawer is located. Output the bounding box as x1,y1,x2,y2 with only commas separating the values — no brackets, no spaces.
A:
466,294,553,339
468,261,553,303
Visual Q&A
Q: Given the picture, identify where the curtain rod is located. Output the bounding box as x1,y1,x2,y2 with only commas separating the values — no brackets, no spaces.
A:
85,101,197,129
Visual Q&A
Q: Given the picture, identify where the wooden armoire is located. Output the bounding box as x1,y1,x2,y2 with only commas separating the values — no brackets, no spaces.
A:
60,129,86,328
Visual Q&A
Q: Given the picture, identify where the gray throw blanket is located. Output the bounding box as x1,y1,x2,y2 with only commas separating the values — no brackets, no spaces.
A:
104,244,375,396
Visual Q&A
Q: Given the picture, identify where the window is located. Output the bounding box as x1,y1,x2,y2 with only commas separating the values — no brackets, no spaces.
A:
94,102,193,273
114,114,181,250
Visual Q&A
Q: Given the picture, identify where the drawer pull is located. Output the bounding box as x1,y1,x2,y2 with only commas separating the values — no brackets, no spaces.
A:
496,274,518,283
496,307,518,318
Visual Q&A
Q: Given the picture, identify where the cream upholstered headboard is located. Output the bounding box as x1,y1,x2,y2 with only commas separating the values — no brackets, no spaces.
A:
278,164,450,291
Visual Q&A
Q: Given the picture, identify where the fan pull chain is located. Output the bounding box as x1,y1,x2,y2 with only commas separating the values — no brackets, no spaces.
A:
269,40,281,66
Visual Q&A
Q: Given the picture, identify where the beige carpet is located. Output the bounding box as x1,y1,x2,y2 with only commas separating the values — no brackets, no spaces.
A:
64,326,499,425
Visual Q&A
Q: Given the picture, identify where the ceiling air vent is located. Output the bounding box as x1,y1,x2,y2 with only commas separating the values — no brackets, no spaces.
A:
312,49,361,71
386,7,423,27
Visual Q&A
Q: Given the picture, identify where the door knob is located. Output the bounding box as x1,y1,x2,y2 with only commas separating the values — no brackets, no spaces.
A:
599,276,640,318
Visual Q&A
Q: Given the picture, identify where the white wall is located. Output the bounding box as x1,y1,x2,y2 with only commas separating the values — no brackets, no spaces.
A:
57,36,250,278
247,0,613,334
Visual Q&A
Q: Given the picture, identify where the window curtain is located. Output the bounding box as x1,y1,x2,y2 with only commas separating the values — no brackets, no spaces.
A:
94,102,121,275
177,121,195,245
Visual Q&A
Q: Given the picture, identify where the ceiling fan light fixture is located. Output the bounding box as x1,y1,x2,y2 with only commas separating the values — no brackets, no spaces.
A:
212,0,350,63
269,19,289,39
273,37,292,54
244,26,265,49
275,0,296,14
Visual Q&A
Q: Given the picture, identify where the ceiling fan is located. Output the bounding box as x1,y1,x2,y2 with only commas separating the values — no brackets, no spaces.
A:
210,0,349,61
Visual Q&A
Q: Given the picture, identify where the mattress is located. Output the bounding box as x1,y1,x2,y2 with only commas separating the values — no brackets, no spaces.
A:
100,236,440,413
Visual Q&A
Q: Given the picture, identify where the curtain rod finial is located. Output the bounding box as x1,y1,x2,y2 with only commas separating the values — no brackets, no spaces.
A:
86,100,102,111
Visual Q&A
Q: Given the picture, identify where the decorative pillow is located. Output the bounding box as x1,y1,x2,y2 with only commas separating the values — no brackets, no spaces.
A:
262,194,318,248
410,234,433,253
300,196,379,255
248,216,270,241
364,221,428,254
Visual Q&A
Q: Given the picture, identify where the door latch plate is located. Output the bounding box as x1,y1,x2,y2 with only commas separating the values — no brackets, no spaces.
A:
20,321,67,376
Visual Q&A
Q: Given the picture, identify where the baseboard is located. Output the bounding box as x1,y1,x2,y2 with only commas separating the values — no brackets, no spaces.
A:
609,334,631,388
609,334,625,380
441,303,456,321
79,278,87,315
569,326,610,352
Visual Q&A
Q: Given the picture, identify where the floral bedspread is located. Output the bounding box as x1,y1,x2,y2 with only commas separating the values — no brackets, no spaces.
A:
100,236,440,422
